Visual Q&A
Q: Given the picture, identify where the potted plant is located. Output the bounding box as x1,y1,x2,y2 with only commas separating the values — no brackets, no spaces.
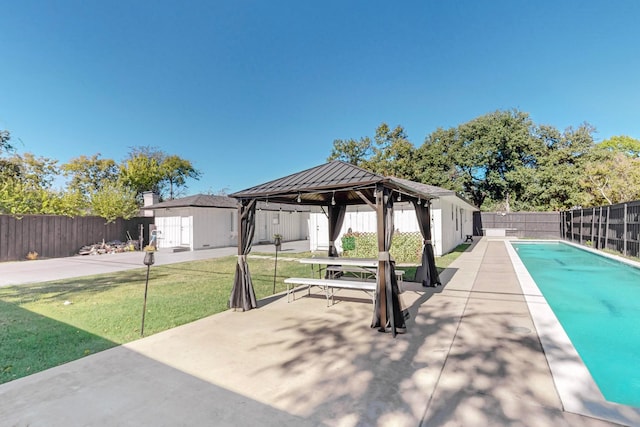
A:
341,229,356,252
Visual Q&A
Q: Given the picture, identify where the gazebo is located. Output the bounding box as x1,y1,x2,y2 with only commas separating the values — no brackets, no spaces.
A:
228,160,441,336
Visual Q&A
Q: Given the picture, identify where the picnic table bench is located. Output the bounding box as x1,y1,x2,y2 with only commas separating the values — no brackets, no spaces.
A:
325,265,405,290
284,277,377,306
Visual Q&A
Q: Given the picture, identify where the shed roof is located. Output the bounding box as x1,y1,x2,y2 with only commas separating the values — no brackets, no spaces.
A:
144,194,309,212
144,194,237,209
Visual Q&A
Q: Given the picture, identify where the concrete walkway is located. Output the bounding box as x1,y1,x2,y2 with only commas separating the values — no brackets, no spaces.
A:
0,240,310,287
0,238,626,426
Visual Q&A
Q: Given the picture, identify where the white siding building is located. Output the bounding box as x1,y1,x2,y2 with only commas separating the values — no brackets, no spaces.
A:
309,190,476,256
145,194,309,251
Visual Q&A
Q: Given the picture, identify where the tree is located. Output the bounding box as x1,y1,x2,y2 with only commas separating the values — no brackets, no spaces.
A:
119,146,200,201
327,123,418,178
327,137,372,166
0,153,68,215
580,148,640,205
417,110,541,210
412,110,598,211
1,153,59,190
61,153,118,197
414,127,465,192
0,179,84,216
119,146,165,198
0,129,12,154
527,124,596,210
90,181,140,223
160,155,201,200
363,123,416,179
599,135,640,157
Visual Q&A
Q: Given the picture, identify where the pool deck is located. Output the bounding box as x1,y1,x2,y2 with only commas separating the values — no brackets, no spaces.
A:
0,237,635,426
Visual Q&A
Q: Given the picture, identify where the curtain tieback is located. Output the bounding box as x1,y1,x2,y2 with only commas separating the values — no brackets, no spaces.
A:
424,240,432,244
237,255,247,262
378,251,391,261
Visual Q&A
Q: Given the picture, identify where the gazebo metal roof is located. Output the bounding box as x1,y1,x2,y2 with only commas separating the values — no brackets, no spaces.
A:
230,160,441,206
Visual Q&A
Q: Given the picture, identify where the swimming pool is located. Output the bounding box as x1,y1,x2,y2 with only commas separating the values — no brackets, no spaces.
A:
510,241,640,408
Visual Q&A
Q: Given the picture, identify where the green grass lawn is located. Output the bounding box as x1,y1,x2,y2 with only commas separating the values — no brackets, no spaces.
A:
0,245,470,384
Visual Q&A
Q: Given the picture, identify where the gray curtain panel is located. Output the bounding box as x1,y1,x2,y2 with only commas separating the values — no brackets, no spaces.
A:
412,200,441,287
229,199,258,311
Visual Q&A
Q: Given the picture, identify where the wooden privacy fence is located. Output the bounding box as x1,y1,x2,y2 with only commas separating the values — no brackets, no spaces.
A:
0,215,154,262
561,201,640,258
473,212,561,238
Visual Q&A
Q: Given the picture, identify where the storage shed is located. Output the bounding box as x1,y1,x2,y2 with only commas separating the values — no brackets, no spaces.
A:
144,194,309,251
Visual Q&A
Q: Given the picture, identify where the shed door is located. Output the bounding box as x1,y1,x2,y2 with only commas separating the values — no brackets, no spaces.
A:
315,214,329,250
181,216,191,246
156,216,180,248
256,213,268,242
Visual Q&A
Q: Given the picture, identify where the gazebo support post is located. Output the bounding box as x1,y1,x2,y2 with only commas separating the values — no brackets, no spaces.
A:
375,183,387,330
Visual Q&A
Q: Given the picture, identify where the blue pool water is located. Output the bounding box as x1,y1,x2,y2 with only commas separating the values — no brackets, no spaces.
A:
511,241,640,408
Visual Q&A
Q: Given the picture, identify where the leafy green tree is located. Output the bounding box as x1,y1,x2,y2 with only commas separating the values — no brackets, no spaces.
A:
362,124,416,179
119,146,200,201
599,135,640,157
161,154,201,200
414,127,465,192
0,153,69,215
90,181,140,222
0,179,83,216
580,147,640,205
119,146,165,198
61,154,118,197
416,110,540,210
42,190,86,216
1,153,59,190
327,137,372,165
413,110,597,211
527,124,595,210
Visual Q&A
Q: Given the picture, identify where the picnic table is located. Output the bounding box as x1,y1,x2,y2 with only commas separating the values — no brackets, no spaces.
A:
285,257,405,306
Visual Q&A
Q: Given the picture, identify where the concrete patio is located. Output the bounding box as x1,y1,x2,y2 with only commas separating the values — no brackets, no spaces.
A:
0,238,628,426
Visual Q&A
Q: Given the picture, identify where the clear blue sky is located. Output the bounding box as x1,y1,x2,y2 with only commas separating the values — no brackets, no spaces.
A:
2,0,639,195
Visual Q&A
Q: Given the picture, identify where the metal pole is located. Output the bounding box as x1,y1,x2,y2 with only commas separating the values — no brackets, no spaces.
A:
579,209,583,244
624,203,628,256
605,206,610,251
141,264,150,336
569,210,573,242
272,245,279,294
591,207,596,245
597,207,603,248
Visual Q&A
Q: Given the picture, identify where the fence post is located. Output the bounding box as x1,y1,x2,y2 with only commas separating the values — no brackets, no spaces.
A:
578,209,582,244
597,207,602,248
623,203,628,256
569,210,573,242
604,206,610,251
590,207,595,244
